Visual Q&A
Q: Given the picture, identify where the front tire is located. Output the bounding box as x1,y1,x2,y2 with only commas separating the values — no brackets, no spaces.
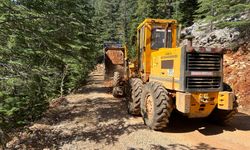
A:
126,78,143,115
141,82,173,130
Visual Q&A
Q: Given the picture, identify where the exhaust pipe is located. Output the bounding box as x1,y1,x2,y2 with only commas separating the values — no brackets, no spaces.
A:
185,35,195,52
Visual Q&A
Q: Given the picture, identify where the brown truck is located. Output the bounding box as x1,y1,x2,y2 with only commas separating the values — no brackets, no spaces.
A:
103,42,126,97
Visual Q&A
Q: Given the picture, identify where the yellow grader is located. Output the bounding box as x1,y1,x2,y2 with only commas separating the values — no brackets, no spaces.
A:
112,19,238,130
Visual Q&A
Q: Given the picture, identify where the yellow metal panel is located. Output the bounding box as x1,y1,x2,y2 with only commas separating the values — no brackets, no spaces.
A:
145,24,152,81
188,92,217,118
150,47,182,90
175,92,234,118
218,92,234,110
137,18,177,30
172,24,177,48
176,92,191,113
149,78,180,90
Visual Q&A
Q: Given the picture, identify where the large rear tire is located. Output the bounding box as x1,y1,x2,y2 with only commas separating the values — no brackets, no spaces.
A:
126,78,143,115
208,83,238,124
141,82,173,130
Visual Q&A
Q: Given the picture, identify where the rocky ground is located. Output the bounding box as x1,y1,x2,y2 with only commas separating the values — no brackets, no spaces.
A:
224,51,250,110
182,11,250,51
5,64,250,150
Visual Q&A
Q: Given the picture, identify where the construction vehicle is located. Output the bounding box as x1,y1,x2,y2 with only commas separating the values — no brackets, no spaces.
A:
103,42,127,97
122,19,238,130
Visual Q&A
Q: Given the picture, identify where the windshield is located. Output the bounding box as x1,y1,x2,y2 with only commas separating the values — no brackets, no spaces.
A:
151,28,166,50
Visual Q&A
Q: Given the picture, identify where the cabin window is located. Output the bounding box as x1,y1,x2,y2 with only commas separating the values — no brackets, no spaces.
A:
151,28,166,50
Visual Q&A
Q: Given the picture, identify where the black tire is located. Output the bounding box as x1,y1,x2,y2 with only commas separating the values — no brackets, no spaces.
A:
126,78,143,115
113,72,121,86
208,83,238,124
112,87,119,98
141,82,173,130
112,86,124,98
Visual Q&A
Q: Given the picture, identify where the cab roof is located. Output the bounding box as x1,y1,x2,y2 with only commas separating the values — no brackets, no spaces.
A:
137,18,178,30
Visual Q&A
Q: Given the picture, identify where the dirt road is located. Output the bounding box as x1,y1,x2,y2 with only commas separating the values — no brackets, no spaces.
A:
7,65,250,150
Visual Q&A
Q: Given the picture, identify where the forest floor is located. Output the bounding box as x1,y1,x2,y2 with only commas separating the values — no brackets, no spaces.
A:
6,64,250,150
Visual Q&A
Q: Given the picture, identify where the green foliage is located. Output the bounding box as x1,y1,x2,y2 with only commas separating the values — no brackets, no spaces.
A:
178,0,200,26
92,0,200,57
97,0,122,42
196,0,250,29
0,0,98,129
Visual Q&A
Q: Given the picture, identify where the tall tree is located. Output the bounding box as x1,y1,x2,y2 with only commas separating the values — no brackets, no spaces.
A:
179,0,199,26
196,0,250,28
100,0,122,42
0,0,98,129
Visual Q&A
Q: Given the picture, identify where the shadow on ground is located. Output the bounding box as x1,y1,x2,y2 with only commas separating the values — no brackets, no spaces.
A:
164,111,250,136
128,143,227,150
17,98,250,148
76,86,112,94
6,72,250,149
8,93,145,149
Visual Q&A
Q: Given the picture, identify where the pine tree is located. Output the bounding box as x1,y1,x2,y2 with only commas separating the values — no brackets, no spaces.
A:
178,0,199,26
196,0,250,28
99,0,122,42
0,0,98,129
120,0,137,44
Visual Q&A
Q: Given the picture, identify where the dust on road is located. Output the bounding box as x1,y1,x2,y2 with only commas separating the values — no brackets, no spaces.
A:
7,65,250,150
